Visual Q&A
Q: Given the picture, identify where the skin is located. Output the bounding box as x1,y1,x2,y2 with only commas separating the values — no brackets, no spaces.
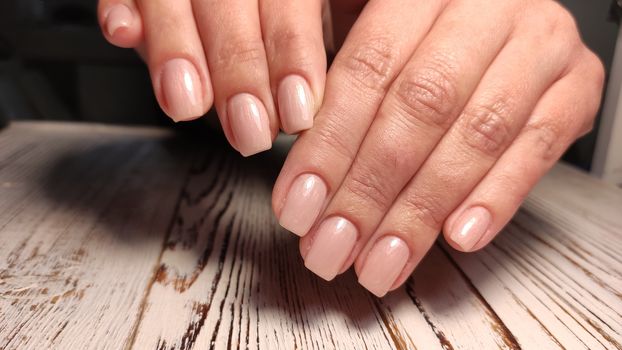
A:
98,0,605,296
98,0,327,149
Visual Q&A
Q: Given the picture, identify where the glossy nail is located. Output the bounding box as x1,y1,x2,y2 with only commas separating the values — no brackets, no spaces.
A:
279,174,327,237
305,217,358,281
161,58,203,121
358,236,409,297
105,4,133,37
449,206,491,251
278,75,314,134
228,93,272,156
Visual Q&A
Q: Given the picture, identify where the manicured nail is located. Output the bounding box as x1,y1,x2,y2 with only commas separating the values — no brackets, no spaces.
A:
305,217,358,281
161,58,203,121
278,75,314,134
228,93,272,157
279,174,327,237
104,4,133,37
449,206,491,251
358,236,409,297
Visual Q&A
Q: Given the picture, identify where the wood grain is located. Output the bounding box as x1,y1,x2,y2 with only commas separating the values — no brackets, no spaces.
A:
0,123,192,349
0,122,620,349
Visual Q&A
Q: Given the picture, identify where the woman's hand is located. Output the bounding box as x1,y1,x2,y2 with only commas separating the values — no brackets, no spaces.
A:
273,0,605,297
97,0,327,156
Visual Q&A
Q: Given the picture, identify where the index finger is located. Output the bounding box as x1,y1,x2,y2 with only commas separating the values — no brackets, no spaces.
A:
272,0,448,236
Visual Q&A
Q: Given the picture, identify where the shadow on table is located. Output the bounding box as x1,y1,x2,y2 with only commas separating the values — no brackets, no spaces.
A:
37,124,496,336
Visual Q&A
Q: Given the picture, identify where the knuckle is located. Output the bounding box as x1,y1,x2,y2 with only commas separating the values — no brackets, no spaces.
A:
586,51,606,91
553,6,579,33
402,193,446,230
579,117,596,137
581,51,606,118
393,63,458,129
542,2,579,38
460,101,513,156
339,36,400,92
265,27,317,65
343,164,393,211
265,27,305,51
213,37,265,71
521,121,563,161
312,112,357,161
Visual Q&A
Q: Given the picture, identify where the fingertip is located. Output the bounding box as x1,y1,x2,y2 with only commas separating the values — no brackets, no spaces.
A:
278,75,315,135
444,206,493,253
157,58,207,123
299,235,312,260
227,93,273,157
444,234,472,253
100,3,143,49
271,190,281,219
442,214,467,252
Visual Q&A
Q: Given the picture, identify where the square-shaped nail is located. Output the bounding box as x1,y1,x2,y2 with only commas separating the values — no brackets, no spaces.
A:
161,58,204,121
228,93,272,157
104,4,133,37
358,236,409,297
279,174,327,237
449,206,491,251
278,75,314,134
305,217,358,281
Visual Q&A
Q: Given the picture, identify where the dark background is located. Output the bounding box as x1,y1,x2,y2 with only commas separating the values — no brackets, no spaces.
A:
0,0,618,170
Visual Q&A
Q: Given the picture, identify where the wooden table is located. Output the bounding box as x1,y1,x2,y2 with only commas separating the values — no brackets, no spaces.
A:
0,122,621,350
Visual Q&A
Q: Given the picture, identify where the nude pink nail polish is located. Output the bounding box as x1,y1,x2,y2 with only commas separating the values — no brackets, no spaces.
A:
358,236,409,297
278,75,314,134
105,4,133,37
161,58,203,121
228,93,272,157
279,174,327,237
305,217,358,281
449,206,491,251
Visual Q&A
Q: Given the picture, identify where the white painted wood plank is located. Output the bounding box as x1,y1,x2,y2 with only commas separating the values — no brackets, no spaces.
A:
0,122,191,349
1,123,621,350
447,163,622,349
131,150,408,350
378,246,521,350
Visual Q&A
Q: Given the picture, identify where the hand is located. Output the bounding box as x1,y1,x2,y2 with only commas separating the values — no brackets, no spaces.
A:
272,0,605,297
97,0,327,156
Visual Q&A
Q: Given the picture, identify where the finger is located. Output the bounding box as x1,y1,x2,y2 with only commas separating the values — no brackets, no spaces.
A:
260,0,326,134
272,0,448,237
192,0,276,156
444,51,605,252
98,0,143,48
300,0,517,281
137,0,213,122
355,16,578,297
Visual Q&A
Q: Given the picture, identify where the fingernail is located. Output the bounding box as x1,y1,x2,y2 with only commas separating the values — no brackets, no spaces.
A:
305,217,358,281
228,93,272,156
279,174,327,237
358,236,409,297
161,58,203,121
104,4,133,37
278,75,314,134
449,206,491,251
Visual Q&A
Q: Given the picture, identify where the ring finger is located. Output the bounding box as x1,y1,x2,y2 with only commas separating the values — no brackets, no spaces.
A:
137,0,214,122
193,0,277,157
354,20,576,297
260,0,326,134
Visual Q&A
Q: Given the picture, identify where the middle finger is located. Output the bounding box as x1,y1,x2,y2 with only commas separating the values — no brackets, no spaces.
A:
193,0,276,156
301,0,518,281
